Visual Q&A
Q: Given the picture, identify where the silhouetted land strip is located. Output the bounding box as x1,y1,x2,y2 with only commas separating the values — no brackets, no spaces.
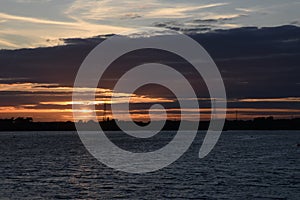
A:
0,117,300,131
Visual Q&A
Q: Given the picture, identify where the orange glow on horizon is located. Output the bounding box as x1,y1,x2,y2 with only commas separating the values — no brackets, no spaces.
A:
0,82,299,121
0,106,299,122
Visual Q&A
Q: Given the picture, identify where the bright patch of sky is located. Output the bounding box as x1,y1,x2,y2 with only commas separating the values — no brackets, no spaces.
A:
0,0,299,49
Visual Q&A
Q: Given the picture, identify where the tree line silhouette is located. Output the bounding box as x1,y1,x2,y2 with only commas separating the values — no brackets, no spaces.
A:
0,116,299,131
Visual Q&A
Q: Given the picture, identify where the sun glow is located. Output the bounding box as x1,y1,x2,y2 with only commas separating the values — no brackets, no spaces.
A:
0,82,299,121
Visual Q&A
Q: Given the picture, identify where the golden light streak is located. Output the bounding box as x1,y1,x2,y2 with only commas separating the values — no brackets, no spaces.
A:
0,10,131,49
202,13,243,20
0,39,19,48
147,3,229,18
39,95,174,106
0,83,112,93
0,12,77,26
238,97,300,102
1,82,299,121
1,105,299,122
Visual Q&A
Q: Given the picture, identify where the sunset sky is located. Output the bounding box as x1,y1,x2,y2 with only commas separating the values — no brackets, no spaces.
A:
0,0,300,121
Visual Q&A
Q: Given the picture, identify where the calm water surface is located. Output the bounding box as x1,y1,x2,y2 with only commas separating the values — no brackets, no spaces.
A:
0,131,299,199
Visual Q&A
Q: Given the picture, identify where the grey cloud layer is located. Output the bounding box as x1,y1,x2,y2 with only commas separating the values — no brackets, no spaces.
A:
0,25,299,101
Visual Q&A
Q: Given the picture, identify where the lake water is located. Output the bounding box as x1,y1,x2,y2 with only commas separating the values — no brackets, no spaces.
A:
0,131,299,199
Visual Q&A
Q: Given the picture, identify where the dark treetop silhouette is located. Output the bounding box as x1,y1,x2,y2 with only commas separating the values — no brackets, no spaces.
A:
0,117,299,131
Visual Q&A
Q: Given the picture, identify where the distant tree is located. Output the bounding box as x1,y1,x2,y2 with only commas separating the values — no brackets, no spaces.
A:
14,117,33,124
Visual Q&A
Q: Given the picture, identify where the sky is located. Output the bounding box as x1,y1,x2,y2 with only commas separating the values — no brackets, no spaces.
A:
1,0,300,49
0,0,300,121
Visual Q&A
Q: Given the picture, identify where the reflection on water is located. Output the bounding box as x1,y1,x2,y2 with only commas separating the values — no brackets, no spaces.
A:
0,131,299,199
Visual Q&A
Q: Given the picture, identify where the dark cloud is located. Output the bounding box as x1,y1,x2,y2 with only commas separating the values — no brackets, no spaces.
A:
192,19,220,23
192,14,247,24
290,20,300,25
153,21,212,33
62,35,106,45
191,25,300,98
153,14,247,33
123,13,142,19
0,25,299,101
0,40,100,85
